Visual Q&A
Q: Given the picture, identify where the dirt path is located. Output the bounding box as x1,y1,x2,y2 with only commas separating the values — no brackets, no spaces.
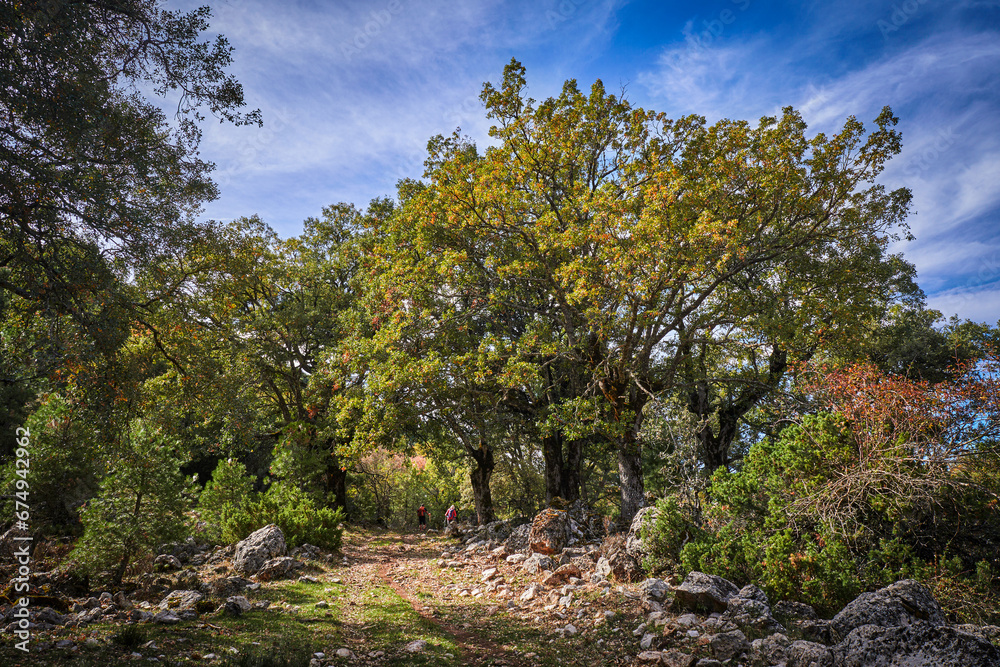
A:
339,529,638,666
377,561,514,665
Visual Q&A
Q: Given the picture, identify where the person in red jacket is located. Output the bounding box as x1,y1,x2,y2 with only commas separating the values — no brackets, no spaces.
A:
417,504,428,531
445,505,457,525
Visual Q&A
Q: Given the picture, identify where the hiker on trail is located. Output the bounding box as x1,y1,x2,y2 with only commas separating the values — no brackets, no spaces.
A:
417,504,428,531
445,504,457,526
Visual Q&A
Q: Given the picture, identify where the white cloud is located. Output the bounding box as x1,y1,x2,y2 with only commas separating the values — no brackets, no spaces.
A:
927,283,1000,324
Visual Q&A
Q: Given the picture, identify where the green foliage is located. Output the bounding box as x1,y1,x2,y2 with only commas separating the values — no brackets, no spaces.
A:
223,647,314,667
641,497,706,575
111,624,148,649
646,405,1000,619
200,456,344,550
70,420,195,584
198,458,256,542
0,393,100,530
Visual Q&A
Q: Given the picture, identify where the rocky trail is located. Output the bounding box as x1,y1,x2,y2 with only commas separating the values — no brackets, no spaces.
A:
3,508,1000,666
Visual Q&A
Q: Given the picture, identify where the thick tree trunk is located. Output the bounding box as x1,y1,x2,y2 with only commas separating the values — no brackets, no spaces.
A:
689,347,789,474
469,445,496,525
325,453,348,511
542,432,563,506
617,439,645,524
542,432,583,505
562,437,583,502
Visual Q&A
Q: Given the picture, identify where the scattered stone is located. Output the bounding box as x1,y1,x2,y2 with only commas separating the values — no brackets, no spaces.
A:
227,596,252,613
405,639,428,653
522,553,556,574
335,648,353,659
833,622,999,667
210,576,255,598
710,629,749,662
624,505,659,561
152,610,181,625
830,579,946,641
674,613,700,629
639,578,671,602
232,524,287,576
254,556,301,582
153,554,182,572
159,590,203,611
661,649,697,667
673,571,740,614
636,650,663,663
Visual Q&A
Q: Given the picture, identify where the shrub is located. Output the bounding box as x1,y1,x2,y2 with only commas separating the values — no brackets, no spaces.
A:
70,420,194,584
199,458,256,542
0,393,100,530
200,452,344,550
641,496,706,575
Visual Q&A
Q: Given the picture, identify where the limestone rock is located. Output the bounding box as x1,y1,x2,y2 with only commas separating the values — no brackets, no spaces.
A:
158,590,202,611
832,622,999,667
505,523,531,553
226,596,252,613
661,649,697,667
153,554,182,572
254,556,300,582
529,508,571,555
152,610,181,624
405,639,428,653
787,640,835,667
521,553,556,575
673,571,739,613
210,576,255,598
749,632,790,665
639,577,671,603
232,524,287,576
773,600,818,621
725,595,784,635
625,505,659,560
603,550,642,583
830,579,946,641
542,563,582,586
710,629,749,662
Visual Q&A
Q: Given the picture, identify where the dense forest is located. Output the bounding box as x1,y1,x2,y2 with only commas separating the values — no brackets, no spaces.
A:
3,0,1000,635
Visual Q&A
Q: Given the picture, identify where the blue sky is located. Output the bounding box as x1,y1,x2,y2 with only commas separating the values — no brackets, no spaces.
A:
176,0,1000,324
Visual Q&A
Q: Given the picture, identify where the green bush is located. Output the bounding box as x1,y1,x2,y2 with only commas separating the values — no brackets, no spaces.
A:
641,496,706,575
70,420,194,584
200,456,343,550
0,393,101,530
644,411,1000,619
